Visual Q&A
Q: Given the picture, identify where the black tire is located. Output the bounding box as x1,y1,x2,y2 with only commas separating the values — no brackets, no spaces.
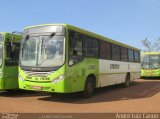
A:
124,73,130,88
5,89,19,94
5,89,15,92
81,77,95,98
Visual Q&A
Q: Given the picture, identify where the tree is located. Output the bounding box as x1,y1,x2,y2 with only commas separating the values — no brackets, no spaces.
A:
154,38,160,51
141,38,160,52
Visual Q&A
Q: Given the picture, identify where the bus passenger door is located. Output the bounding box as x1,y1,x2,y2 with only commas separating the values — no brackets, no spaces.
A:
67,31,85,92
4,42,20,89
4,65,18,89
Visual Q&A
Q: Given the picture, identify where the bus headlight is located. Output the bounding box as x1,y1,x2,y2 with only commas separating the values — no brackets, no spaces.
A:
19,74,24,82
155,70,160,73
52,75,65,84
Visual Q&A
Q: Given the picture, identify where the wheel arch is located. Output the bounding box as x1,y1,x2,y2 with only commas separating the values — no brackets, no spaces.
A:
85,74,97,88
126,72,130,78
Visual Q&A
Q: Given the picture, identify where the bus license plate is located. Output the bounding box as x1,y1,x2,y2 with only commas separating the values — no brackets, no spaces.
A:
32,86,41,90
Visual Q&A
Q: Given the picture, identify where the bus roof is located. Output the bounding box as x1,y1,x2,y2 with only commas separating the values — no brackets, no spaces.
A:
24,24,140,51
142,52,160,55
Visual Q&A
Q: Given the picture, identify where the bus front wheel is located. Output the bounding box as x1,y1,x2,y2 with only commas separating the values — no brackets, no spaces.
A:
81,77,95,98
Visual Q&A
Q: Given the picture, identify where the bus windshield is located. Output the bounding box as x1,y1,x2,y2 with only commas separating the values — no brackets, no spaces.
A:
0,44,2,66
142,54,160,69
20,35,65,68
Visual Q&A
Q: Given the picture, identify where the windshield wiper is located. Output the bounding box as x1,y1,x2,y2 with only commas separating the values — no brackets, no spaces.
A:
22,35,29,56
49,32,55,38
25,35,29,40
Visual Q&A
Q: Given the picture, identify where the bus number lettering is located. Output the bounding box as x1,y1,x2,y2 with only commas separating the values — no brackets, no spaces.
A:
110,64,120,69
88,65,96,70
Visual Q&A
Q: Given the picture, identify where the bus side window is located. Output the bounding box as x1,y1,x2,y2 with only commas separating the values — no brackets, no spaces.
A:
128,49,134,62
100,41,111,60
111,44,120,60
85,37,99,58
134,51,140,63
69,31,83,66
121,47,128,61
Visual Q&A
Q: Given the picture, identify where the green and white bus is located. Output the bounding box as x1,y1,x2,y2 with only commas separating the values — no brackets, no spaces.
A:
0,32,22,90
19,24,141,97
141,52,160,78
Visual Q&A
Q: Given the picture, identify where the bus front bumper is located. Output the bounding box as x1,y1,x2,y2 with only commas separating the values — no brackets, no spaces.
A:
141,73,160,78
19,79,71,93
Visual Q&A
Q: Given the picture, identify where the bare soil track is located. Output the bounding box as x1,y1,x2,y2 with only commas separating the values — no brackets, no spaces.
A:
0,79,160,113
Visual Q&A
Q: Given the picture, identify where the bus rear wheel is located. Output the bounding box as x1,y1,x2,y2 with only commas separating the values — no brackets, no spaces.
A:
81,77,95,98
124,73,130,88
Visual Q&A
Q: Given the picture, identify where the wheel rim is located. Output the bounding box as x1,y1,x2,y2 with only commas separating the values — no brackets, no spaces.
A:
86,82,94,94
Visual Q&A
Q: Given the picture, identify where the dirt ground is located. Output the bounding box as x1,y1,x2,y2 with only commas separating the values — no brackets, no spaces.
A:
0,79,160,113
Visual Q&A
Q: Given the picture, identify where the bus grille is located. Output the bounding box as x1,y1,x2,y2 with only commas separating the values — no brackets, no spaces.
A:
23,71,54,77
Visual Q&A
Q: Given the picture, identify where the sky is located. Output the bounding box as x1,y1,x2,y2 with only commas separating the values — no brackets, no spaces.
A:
0,0,160,50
